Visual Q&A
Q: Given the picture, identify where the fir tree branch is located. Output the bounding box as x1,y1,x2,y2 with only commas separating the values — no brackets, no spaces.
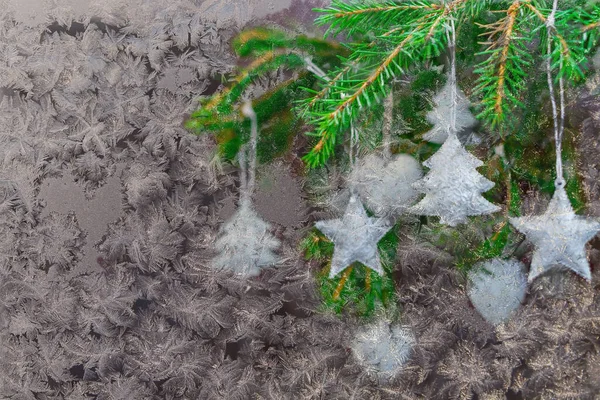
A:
186,49,306,133
473,0,531,130
315,0,442,38
301,0,472,167
305,24,428,164
583,21,600,32
525,3,585,81
303,26,406,112
332,266,353,301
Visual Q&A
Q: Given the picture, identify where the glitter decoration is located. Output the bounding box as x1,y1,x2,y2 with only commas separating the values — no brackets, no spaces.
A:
509,185,600,282
468,258,528,325
212,102,280,276
351,318,414,380
409,20,500,226
408,133,501,226
348,153,423,217
508,1,600,283
423,78,477,144
315,194,392,278
212,198,280,277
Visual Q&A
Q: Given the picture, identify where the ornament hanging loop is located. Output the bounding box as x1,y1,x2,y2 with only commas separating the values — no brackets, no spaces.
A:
545,0,566,189
444,11,458,136
240,101,258,205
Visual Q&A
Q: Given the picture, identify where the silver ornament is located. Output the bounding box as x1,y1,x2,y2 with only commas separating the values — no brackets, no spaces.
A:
423,79,477,144
315,194,393,278
212,199,280,277
347,153,423,217
468,258,528,326
351,318,414,380
509,184,600,282
408,133,501,226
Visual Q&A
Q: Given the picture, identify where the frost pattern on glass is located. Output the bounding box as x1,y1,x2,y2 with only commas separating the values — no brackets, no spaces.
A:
509,185,600,282
348,153,423,217
468,258,527,326
408,133,501,226
423,78,477,144
351,319,414,380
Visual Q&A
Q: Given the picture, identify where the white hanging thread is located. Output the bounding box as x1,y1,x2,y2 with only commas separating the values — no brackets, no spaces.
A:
446,13,458,135
237,140,248,200
350,119,358,168
304,56,330,81
383,91,393,160
240,101,258,203
545,0,566,188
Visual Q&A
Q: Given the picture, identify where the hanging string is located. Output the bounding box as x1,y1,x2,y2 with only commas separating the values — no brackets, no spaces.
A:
350,120,358,167
444,11,458,136
545,0,565,187
237,142,248,201
304,56,330,82
240,101,258,204
383,91,393,160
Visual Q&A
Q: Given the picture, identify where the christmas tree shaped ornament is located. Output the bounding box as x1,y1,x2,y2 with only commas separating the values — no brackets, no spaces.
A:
509,3,600,283
423,77,477,144
212,102,280,277
468,258,528,326
408,19,500,226
212,198,280,276
408,133,500,226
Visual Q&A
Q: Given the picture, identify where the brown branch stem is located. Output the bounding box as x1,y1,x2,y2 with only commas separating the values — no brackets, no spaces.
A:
332,266,353,300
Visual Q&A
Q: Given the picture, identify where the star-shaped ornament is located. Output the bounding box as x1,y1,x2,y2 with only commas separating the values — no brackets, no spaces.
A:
315,194,393,279
509,184,600,282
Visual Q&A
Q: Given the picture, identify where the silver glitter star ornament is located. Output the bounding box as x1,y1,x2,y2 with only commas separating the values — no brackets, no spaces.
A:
315,194,393,278
509,184,600,282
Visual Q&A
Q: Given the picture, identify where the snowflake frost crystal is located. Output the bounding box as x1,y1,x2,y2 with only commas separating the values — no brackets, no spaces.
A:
408,133,501,226
424,78,477,144
509,185,600,282
351,319,414,380
212,199,280,277
348,153,423,217
468,258,527,326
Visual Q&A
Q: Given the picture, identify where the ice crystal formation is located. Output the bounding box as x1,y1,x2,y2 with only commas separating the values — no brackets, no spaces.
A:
468,258,528,326
0,0,599,398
